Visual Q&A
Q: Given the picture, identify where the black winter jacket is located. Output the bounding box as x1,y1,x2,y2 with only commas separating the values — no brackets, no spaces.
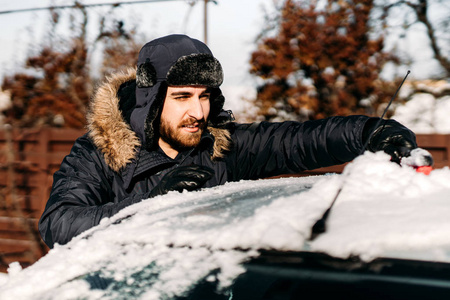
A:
38,69,369,248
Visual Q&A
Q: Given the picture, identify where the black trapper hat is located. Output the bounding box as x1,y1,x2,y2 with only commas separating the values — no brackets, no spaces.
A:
130,34,226,150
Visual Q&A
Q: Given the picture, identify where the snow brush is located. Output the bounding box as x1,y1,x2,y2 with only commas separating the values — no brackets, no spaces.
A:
401,148,434,175
308,70,434,241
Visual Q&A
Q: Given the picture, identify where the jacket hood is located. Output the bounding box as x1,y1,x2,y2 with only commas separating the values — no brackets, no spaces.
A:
132,34,226,150
87,68,231,173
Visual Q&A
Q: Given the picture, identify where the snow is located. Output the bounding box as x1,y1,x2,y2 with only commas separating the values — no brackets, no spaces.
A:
310,152,450,262
0,89,11,112
0,151,450,298
0,272,8,286
393,93,450,134
0,89,11,124
392,80,450,134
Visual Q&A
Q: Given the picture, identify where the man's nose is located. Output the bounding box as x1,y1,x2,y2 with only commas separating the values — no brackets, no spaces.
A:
187,97,205,120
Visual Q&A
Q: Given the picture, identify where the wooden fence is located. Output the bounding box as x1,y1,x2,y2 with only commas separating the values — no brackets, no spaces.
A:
0,127,85,272
0,127,449,273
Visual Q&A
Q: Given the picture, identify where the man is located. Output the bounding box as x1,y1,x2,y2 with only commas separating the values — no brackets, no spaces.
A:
39,34,417,248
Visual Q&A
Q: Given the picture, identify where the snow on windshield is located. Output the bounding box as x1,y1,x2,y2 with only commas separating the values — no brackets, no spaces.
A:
1,151,450,299
0,175,322,299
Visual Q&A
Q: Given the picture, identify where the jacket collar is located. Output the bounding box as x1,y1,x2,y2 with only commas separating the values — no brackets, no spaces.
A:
121,147,173,189
121,132,215,189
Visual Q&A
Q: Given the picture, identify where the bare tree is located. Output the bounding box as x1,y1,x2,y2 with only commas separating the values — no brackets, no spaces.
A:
1,3,144,128
378,0,450,78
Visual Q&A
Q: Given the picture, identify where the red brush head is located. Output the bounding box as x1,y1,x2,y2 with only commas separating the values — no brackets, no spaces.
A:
415,165,433,175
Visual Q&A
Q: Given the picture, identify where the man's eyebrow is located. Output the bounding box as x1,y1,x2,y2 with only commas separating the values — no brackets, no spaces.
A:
169,89,212,97
170,91,193,96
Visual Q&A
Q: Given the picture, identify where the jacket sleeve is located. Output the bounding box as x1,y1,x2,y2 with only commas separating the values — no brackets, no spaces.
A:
227,115,370,180
38,135,150,249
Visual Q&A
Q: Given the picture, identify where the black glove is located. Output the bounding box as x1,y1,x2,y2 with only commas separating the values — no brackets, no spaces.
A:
363,118,417,164
149,165,214,198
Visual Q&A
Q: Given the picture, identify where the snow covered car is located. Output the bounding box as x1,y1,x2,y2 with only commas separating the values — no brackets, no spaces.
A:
1,151,450,299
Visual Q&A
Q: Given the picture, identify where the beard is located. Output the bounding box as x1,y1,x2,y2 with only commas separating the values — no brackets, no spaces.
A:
159,116,207,151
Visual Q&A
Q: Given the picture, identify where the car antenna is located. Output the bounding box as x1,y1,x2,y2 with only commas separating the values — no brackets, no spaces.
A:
308,70,411,241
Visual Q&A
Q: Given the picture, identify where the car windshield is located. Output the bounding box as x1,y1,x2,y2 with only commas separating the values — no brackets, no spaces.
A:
1,151,450,299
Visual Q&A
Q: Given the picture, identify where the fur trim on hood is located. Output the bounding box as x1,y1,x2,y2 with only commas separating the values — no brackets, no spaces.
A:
87,68,231,173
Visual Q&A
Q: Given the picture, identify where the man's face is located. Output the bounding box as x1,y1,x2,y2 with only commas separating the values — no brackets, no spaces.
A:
159,86,211,153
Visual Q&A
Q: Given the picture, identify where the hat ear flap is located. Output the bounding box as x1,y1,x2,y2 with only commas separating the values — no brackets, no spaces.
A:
144,82,167,150
209,90,225,119
136,61,157,88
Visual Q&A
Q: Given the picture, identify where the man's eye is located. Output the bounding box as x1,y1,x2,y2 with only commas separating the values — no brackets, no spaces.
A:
175,96,189,100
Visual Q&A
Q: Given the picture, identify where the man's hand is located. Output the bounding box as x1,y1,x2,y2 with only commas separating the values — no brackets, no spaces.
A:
149,165,214,197
364,119,417,164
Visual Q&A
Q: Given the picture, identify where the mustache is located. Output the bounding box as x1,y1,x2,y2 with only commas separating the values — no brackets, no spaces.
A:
179,117,207,127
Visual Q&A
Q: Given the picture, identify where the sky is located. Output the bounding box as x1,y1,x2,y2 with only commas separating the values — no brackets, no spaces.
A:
1,150,450,298
392,80,450,133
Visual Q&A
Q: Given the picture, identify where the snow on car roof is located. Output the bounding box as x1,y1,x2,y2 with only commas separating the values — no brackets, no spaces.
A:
1,151,450,299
